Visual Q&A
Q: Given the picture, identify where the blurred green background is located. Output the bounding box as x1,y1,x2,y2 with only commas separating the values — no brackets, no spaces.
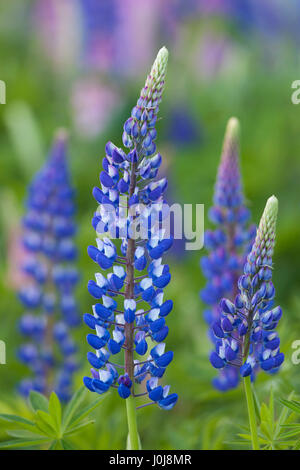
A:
0,0,300,450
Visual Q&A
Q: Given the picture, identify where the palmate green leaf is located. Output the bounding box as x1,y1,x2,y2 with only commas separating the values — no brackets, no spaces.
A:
279,429,300,439
48,439,77,450
61,439,78,450
48,440,65,450
65,419,95,436
48,440,59,450
259,400,274,442
279,399,300,415
273,440,298,447
275,392,295,438
6,429,45,439
35,410,57,438
226,440,251,448
293,438,300,450
0,413,42,436
48,392,62,433
29,390,49,413
61,386,86,432
0,413,35,427
281,424,300,429
237,433,269,445
67,393,107,429
0,437,50,449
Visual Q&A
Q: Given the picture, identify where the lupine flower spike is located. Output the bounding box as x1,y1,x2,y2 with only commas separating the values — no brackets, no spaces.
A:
18,131,80,402
84,47,177,449
211,196,284,377
209,196,283,377
211,196,282,449
200,117,256,391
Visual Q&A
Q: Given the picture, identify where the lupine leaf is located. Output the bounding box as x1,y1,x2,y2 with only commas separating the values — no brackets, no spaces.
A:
61,387,86,432
237,433,269,445
61,439,77,450
279,399,300,415
48,392,62,433
275,392,295,438
281,424,300,428
65,420,95,436
279,429,300,439
35,410,57,437
0,437,49,449
226,440,251,447
6,429,44,439
48,440,58,450
29,391,49,413
293,438,300,450
0,413,35,426
68,393,107,428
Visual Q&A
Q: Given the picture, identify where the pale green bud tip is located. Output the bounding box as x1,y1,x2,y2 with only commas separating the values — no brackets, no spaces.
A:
257,195,278,246
221,117,240,164
263,195,278,222
151,46,168,79
226,117,240,139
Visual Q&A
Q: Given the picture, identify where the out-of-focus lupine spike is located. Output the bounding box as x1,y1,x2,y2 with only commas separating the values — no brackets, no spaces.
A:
210,196,284,379
84,47,177,412
17,131,80,401
200,117,256,391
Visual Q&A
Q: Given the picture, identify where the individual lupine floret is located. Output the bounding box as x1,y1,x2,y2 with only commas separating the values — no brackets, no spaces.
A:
210,196,284,379
17,131,80,401
200,117,256,391
83,48,177,423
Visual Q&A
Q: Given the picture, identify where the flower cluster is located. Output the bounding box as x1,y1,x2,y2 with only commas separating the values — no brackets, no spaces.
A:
200,118,256,391
18,131,80,401
210,196,284,379
84,47,178,411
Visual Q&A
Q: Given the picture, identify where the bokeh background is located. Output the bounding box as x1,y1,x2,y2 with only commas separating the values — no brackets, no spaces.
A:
0,0,300,450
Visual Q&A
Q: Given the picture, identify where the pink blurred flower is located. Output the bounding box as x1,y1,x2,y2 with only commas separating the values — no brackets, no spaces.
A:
33,0,80,71
70,78,119,138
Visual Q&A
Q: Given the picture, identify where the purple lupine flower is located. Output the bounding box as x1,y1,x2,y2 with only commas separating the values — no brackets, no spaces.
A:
84,47,178,411
210,196,284,379
17,131,80,401
200,118,256,391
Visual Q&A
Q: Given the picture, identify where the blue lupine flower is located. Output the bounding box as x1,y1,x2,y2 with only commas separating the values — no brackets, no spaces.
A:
200,118,256,391
210,196,284,380
17,131,80,401
84,47,177,411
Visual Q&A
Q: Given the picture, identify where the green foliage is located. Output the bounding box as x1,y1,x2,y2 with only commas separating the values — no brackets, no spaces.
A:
279,397,300,449
233,391,300,449
0,388,106,449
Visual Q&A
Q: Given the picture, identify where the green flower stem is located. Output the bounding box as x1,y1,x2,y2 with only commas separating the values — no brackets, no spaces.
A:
126,395,139,450
244,376,260,450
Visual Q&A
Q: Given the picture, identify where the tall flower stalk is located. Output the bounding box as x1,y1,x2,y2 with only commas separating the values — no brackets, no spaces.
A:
18,131,80,401
84,47,177,450
210,196,283,449
200,117,255,391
